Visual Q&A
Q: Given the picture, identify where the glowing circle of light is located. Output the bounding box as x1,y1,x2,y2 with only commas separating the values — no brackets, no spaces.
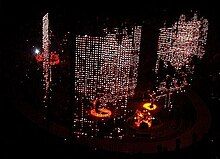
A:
90,108,112,118
143,102,157,110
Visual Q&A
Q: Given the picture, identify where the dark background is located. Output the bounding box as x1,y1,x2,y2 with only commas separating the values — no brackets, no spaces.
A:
1,1,220,158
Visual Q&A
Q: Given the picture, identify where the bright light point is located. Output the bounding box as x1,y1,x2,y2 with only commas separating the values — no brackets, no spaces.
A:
34,48,40,54
143,103,157,110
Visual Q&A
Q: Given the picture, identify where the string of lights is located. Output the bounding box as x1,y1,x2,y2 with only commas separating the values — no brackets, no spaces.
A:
155,13,208,73
42,13,51,119
74,26,142,137
153,13,208,110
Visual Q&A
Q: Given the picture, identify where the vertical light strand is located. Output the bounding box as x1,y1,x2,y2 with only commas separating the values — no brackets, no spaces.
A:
42,13,51,119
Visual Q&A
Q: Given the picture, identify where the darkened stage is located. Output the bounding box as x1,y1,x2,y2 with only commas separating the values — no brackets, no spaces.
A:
2,2,220,159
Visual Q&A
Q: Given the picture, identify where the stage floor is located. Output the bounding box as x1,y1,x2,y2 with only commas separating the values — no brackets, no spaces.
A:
16,90,211,153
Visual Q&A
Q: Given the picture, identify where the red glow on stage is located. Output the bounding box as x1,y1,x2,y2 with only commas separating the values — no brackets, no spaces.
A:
35,51,60,65
49,52,60,65
35,54,44,62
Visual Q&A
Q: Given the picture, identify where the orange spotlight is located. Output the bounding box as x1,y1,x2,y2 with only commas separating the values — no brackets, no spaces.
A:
90,108,112,118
